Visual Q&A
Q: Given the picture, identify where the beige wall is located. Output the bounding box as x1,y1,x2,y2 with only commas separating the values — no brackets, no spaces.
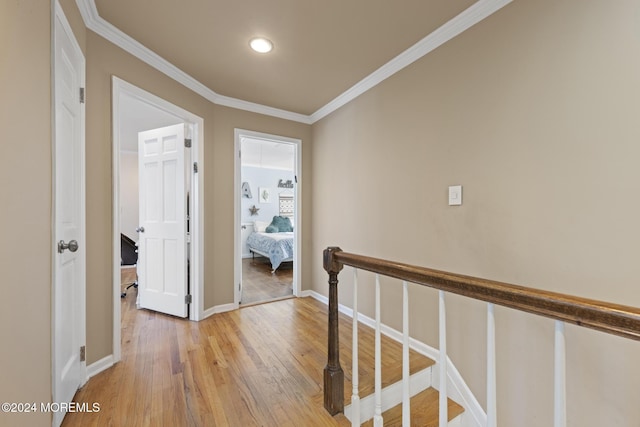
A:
311,0,640,425
119,151,139,240
0,2,312,423
4,0,639,425
208,104,313,307
0,1,52,426
84,32,312,362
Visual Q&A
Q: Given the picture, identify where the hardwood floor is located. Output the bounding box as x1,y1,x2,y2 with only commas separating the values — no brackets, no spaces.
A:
120,266,137,296
241,257,293,306
64,284,455,426
121,259,293,307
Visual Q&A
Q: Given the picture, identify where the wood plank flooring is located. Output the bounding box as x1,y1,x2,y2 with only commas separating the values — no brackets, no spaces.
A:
120,266,137,297
361,388,464,427
241,257,293,306
63,287,451,426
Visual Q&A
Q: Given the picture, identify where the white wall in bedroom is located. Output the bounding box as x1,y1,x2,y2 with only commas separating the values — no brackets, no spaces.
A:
119,150,139,241
241,165,295,224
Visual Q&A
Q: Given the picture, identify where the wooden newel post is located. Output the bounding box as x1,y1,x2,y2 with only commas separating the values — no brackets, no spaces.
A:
323,247,344,415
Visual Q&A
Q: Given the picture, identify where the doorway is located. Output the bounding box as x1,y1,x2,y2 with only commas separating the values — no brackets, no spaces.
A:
234,129,302,307
112,77,204,362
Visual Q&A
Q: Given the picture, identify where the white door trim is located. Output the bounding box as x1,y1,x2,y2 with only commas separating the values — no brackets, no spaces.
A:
112,77,205,362
52,1,86,425
234,129,302,307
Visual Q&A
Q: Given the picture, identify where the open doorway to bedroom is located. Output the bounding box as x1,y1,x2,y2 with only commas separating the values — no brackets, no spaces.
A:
234,129,301,307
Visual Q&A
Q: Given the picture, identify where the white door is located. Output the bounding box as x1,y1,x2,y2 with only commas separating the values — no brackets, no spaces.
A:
53,5,86,426
137,124,189,317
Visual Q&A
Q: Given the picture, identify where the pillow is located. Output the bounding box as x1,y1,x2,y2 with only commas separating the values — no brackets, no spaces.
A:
271,215,293,232
265,225,279,233
254,220,269,233
280,216,293,232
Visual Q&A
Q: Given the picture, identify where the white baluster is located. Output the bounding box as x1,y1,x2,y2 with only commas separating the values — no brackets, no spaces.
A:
487,303,497,427
374,274,383,427
402,281,410,426
351,269,360,427
439,291,448,427
554,321,566,427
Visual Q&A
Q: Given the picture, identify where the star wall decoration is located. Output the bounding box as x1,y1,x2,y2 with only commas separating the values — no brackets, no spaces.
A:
249,205,260,216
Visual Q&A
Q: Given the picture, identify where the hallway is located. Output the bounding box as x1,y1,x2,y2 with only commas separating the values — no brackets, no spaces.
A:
63,297,351,426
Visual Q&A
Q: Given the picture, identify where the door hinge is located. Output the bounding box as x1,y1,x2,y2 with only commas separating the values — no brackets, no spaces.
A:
185,294,192,304
184,138,192,148
79,87,85,104
193,162,198,173
80,345,86,362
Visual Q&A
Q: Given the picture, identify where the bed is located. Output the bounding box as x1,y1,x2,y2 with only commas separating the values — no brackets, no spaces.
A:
247,231,294,272
248,215,294,272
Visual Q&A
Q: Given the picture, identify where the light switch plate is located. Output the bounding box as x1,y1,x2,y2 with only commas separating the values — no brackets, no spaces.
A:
448,185,462,206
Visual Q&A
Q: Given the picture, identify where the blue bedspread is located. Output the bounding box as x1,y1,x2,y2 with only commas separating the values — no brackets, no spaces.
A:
246,232,294,270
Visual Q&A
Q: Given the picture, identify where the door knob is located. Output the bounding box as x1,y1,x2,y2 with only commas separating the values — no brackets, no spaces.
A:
58,239,79,253
136,226,145,233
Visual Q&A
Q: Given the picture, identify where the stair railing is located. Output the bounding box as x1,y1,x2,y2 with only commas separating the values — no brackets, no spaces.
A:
323,247,640,426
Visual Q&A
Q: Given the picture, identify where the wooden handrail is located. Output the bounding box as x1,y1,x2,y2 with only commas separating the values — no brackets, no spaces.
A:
322,246,640,415
330,247,640,340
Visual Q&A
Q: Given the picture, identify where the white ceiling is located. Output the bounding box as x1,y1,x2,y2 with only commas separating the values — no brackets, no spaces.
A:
119,94,296,172
241,138,295,171
119,93,183,152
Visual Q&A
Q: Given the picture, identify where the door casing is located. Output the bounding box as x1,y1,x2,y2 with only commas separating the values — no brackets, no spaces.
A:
234,129,302,307
111,77,204,362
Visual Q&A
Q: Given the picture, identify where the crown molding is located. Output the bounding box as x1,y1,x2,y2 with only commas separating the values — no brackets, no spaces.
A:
75,0,312,124
214,94,312,124
76,0,511,125
309,0,513,123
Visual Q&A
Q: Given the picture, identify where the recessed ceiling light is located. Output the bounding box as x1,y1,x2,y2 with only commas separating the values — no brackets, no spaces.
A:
249,37,273,54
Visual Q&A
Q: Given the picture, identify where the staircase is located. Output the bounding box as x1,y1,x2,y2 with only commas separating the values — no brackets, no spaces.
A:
323,247,640,427
335,309,464,426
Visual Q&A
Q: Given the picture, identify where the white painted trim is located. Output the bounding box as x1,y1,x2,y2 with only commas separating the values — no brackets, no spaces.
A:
202,303,237,320
554,320,567,427
112,77,205,364
234,129,302,307
439,291,448,427
309,0,513,123
308,290,486,427
344,367,432,423
75,0,310,124
52,4,87,426
76,0,511,125
86,355,114,379
216,94,311,124
487,303,497,427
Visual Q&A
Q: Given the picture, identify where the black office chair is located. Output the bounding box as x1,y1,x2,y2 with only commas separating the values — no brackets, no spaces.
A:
120,234,138,298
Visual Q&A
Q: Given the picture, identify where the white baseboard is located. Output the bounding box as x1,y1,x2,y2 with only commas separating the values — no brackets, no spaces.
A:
202,302,237,319
308,290,485,427
87,354,115,379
